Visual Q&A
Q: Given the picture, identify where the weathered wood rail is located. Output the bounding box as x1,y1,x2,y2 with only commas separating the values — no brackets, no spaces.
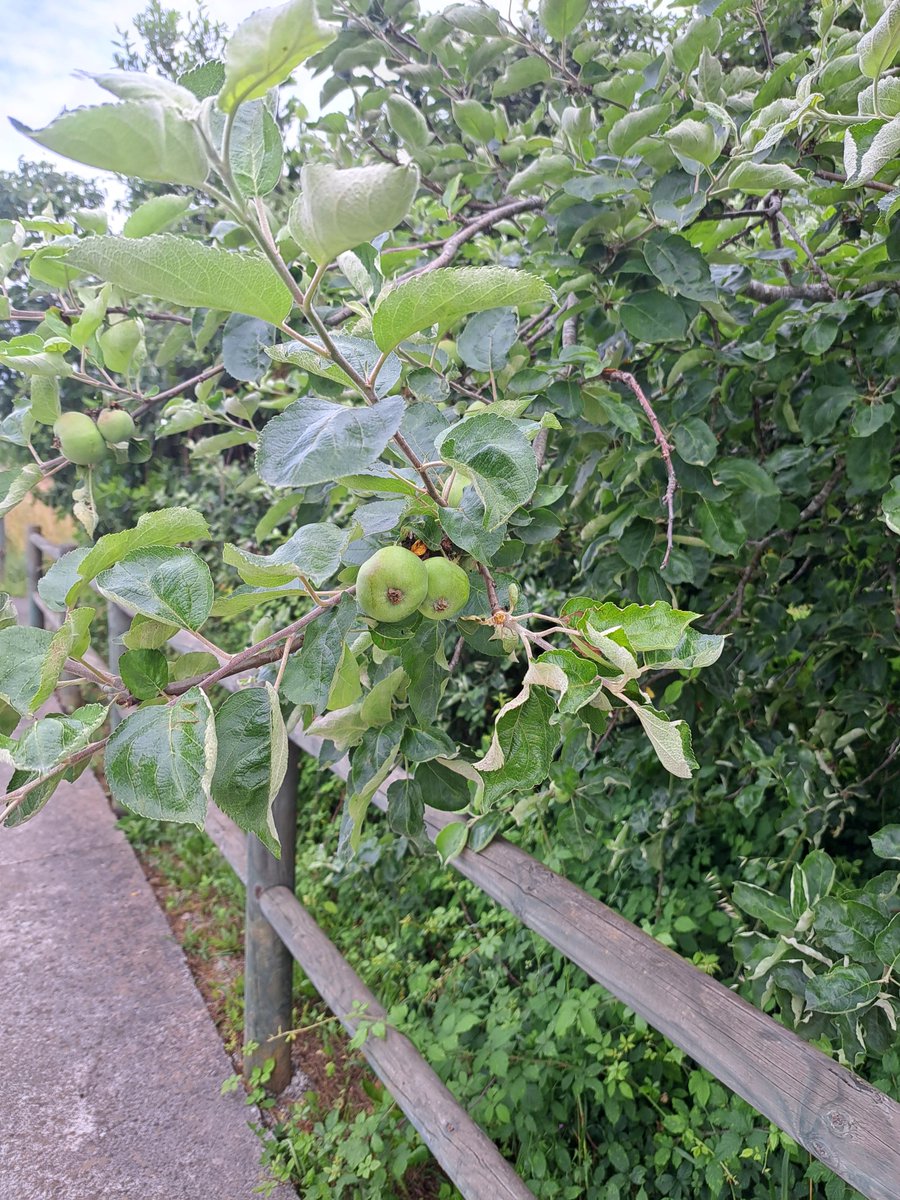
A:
20,529,900,1200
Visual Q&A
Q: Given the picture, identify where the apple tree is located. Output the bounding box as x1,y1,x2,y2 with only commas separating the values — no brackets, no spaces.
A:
0,0,897,964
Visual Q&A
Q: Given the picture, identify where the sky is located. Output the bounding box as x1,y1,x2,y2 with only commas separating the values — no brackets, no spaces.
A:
0,0,511,208
1,0,256,181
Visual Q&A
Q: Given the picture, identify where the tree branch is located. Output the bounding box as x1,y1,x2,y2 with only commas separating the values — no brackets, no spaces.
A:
0,737,108,824
9,306,191,325
165,592,350,698
602,369,677,569
132,364,225,418
706,464,844,630
814,168,893,195
393,197,542,283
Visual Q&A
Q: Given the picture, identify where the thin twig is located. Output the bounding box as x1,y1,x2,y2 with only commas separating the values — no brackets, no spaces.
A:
0,737,108,823
479,564,503,615
131,364,225,419
776,209,837,298
165,592,351,697
814,168,893,195
393,197,542,283
602,369,677,569
274,635,294,692
8,306,191,325
752,0,775,69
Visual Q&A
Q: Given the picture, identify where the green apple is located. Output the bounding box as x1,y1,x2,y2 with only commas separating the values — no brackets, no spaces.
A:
356,546,428,623
419,557,470,620
97,408,136,443
54,411,107,466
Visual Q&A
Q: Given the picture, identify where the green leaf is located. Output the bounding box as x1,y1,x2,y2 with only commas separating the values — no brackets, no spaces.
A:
0,626,54,716
211,684,287,856
281,595,358,713
178,60,226,100
256,394,405,487
643,233,716,301
665,119,721,171
289,163,418,265
874,913,900,972
479,689,560,807
674,418,717,466
0,463,42,518
96,547,213,631
507,153,574,197
341,719,405,854
385,94,431,148
451,98,495,143
457,308,518,371
493,56,552,98
228,100,283,198
122,615,180,650
65,236,292,325
607,104,670,156
123,194,192,238
10,103,208,186
539,0,588,41
266,336,401,399
534,649,600,713
218,0,336,112
805,966,881,1014
561,598,700,652
725,161,805,194
119,649,169,700
435,413,537,529
844,116,900,183
4,703,106,775
858,0,900,79
435,820,469,864
672,15,721,73
620,290,689,343
32,608,94,711
224,523,349,587
642,627,725,670
372,267,554,353
696,498,746,557
105,686,216,824
0,593,16,631
871,825,900,858
627,701,698,779
0,336,72,378
732,882,796,934
71,507,210,604
30,376,61,425
89,69,199,108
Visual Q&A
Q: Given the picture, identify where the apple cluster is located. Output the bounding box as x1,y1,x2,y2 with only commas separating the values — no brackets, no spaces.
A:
53,408,136,466
355,545,470,623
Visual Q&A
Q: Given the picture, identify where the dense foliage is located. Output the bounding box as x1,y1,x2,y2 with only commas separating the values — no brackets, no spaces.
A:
1,0,899,1195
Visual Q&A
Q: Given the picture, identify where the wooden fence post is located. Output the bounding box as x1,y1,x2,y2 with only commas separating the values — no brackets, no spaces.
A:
106,601,130,729
25,525,44,629
243,740,299,1093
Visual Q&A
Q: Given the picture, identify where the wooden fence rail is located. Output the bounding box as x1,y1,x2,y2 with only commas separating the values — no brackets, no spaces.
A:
20,531,900,1200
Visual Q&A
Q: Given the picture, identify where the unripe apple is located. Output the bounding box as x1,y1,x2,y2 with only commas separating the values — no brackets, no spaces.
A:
97,407,136,443
445,468,471,507
419,557,470,620
356,546,428,623
99,318,142,374
54,411,107,466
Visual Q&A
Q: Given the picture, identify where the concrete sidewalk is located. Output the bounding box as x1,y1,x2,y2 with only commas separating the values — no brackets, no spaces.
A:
0,721,294,1200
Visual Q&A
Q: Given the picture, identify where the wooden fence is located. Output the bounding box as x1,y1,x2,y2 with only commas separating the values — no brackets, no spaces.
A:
20,527,900,1200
